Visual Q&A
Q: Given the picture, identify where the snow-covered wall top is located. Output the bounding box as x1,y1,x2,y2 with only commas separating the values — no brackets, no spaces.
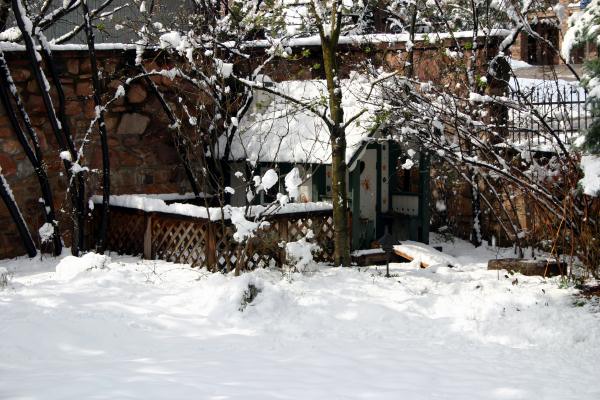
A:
241,29,511,49
0,42,139,52
91,194,332,221
223,73,381,165
0,30,510,53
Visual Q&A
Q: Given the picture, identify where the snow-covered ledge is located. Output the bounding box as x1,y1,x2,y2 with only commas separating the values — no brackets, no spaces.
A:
91,194,333,221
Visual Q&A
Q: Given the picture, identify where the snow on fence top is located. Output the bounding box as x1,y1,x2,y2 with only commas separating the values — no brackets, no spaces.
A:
91,194,332,221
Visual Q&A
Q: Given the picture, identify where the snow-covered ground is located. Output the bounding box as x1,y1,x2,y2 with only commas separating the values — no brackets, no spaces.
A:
1,238,599,400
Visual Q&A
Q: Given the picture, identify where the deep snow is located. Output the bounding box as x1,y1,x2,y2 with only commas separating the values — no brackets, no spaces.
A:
0,237,599,400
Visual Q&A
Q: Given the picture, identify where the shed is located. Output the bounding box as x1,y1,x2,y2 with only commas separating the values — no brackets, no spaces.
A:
222,74,430,250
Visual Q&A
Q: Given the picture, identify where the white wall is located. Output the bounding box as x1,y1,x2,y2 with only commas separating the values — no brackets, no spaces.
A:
359,148,378,221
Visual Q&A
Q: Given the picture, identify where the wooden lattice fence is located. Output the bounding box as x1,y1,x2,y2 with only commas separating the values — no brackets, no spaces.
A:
93,205,335,270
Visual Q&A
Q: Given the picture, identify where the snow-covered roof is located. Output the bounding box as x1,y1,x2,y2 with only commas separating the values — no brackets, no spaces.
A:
225,73,382,165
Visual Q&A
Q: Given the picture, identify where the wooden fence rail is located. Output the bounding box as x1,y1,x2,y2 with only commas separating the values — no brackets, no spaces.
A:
93,205,335,270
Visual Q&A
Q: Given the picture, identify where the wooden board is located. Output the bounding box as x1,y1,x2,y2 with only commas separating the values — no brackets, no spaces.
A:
393,241,459,268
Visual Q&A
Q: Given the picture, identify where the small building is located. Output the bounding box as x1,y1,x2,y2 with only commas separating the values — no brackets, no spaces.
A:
222,75,430,250
511,0,598,67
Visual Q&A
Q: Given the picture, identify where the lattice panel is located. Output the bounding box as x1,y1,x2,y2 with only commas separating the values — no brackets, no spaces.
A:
312,215,335,262
214,225,236,272
105,209,145,256
281,214,334,263
151,217,208,268
243,227,284,270
99,205,335,270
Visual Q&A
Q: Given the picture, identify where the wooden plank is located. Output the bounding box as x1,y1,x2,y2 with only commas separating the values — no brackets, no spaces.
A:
393,248,428,268
393,241,459,268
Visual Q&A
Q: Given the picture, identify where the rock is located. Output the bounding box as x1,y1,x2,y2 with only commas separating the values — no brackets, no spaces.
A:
16,159,34,178
11,68,30,82
66,59,79,75
65,101,82,116
79,59,92,74
487,258,567,277
116,113,150,135
0,123,14,138
27,79,40,94
0,154,16,175
76,81,93,97
127,84,147,104
26,95,45,113
1,138,21,155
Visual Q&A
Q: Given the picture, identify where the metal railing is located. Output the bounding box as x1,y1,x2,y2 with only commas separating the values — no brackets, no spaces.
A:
508,82,592,147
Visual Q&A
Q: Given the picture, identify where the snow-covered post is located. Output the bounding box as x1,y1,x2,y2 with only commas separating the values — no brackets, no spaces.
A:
81,0,111,252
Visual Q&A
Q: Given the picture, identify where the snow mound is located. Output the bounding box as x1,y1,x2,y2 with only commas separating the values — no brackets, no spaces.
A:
55,253,109,281
0,266,8,287
580,155,600,197
285,230,320,272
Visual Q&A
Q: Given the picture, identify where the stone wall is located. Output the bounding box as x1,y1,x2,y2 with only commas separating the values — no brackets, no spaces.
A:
0,50,189,258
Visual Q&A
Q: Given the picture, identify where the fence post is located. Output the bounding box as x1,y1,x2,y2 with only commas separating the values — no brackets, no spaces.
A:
143,214,152,259
280,215,289,242
207,221,217,271
278,216,288,267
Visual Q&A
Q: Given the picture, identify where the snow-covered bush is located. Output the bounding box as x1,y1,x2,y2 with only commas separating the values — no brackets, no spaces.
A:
239,283,262,312
55,253,110,281
285,230,321,273
0,267,9,289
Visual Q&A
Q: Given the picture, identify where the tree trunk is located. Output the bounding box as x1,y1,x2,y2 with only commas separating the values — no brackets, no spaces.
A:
82,1,110,253
0,51,62,255
470,171,482,247
0,171,37,257
321,32,351,267
330,129,351,267
12,0,84,255
37,41,86,255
